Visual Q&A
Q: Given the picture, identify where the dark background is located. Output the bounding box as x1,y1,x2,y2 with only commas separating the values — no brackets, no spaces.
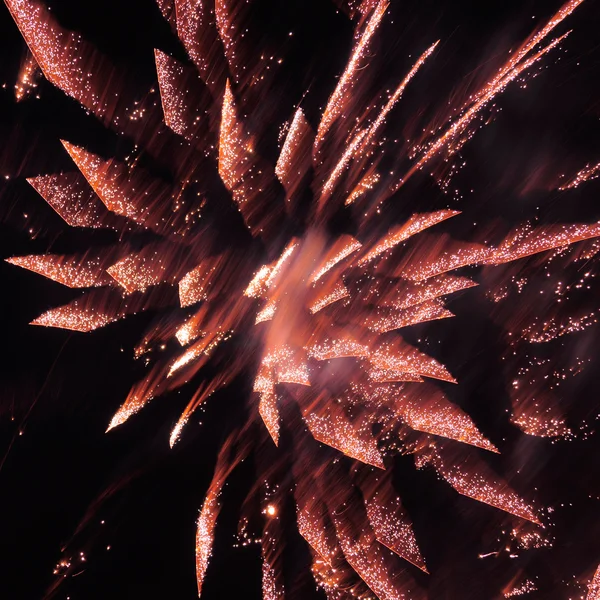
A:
1,1,600,598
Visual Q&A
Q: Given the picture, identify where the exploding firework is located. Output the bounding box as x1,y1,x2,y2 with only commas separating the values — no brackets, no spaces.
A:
4,0,600,598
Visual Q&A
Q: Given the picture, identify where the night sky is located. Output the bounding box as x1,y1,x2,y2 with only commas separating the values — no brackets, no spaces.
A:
1,1,600,599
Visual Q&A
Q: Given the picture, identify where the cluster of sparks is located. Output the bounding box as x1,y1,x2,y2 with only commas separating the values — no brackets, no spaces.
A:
4,0,600,598
559,160,600,190
14,49,40,101
587,565,600,600
503,579,538,598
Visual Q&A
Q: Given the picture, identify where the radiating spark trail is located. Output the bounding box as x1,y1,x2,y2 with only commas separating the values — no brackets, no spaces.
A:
61,142,141,222
310,235,362,283
559,160,600,190
356,469,427,571
314,0,389,151
370,339,456,383
403,31,572,186
5,0,104,113
309,281,350,314
417,449,539,523
365,300,453,333
463,0,584,116
377,275,478,310
393,385,498,451
345,171,380,205
170,370,236,448
31,307,114,332
358,210,460,266
14,49,40,101
27,173,108,229
489,223,600,265
361,40,439,146
218,80,240,192
319,129,368,206
196,432,250,597
587,564,600,600
303,398,384,468
155,49,199,138
5,254,109,288
275,108,311,186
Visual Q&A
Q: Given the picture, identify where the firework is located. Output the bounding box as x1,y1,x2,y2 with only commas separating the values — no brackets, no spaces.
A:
588,565,600,600
5,0,598,598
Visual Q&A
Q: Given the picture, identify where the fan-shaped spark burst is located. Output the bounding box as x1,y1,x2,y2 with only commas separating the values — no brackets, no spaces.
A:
5,0,598,597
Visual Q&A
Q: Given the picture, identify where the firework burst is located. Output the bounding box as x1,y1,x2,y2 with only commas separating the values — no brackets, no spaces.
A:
4,0,600,598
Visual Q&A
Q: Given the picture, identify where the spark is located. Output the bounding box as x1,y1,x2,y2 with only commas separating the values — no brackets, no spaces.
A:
418,449,540,523
275,108,311,188
357,210,460,266
345,171,380,206
155,49,192,137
